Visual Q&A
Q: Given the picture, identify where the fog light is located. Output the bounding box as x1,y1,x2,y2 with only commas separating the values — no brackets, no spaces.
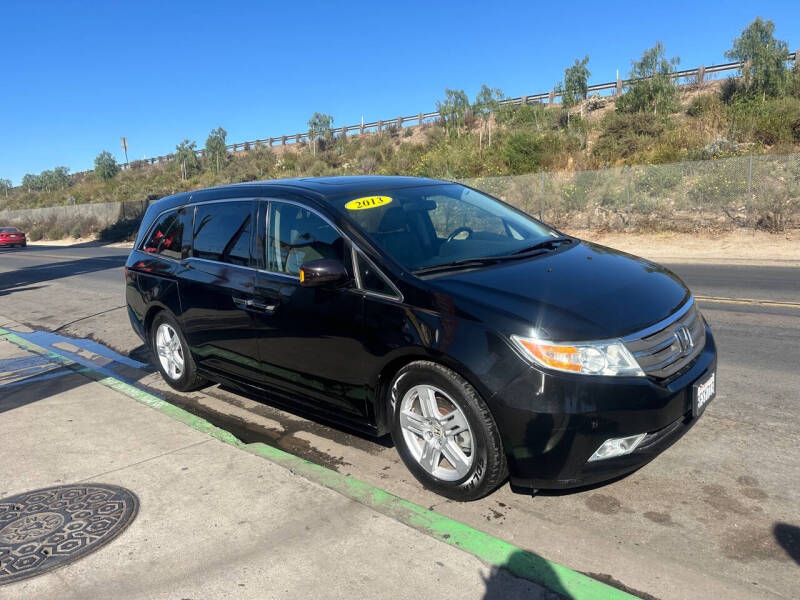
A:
588,434,647,462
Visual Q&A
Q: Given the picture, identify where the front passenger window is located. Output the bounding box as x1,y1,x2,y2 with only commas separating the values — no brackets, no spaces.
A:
267,203,346,276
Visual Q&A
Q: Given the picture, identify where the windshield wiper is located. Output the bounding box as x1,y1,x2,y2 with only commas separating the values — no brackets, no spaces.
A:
413,237,575,275
511,235,575,255
413,250,549,275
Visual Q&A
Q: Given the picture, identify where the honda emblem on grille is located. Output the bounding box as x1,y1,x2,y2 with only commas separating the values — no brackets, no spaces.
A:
674,325,694,356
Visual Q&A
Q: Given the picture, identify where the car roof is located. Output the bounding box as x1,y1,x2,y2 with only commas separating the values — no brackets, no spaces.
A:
148,175,451,212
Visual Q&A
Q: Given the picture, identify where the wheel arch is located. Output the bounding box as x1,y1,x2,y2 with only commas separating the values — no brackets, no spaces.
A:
372,351,495,436
143,303,174,345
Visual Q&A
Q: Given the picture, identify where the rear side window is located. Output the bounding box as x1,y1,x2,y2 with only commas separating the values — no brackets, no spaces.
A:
142,209,184,260
267,202,347,276
192,201,253,266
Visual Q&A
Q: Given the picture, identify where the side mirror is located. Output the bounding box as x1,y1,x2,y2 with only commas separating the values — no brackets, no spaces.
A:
299,258,349,288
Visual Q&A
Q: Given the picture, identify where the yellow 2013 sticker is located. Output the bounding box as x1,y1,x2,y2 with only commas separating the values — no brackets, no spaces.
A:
345,196,392,210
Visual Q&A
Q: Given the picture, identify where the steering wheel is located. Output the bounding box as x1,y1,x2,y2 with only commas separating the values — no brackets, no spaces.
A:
446,226,474,243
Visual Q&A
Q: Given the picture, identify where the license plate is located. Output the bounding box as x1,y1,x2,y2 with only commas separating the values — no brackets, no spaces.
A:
692,370,715,418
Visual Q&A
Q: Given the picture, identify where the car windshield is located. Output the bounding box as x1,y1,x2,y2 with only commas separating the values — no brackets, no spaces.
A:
0,227,20,233
334,183,561,272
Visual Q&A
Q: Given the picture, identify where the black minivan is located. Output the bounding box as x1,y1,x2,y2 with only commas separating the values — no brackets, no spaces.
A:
125,176,716,500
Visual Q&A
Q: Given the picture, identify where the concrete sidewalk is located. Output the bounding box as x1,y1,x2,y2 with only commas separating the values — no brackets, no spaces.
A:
0,337,570,599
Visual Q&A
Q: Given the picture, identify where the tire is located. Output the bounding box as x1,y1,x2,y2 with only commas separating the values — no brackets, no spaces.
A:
389,361,507,501
150,311,207,392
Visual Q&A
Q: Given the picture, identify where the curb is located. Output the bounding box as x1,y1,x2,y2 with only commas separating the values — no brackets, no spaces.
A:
1,326,639,600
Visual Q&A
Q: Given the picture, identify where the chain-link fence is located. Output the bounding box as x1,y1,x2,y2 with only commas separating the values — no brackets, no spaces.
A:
463,153,800,232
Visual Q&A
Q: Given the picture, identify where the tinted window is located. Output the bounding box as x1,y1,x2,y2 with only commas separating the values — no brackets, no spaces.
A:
267,202,346,276
333,184,557,271
142,209,184,260
193,201,252,266
357,253,396,296
0,227,20,233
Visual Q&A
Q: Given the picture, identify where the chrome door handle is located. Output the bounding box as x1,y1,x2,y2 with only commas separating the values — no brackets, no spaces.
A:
233,297,276,314
248,299,276,313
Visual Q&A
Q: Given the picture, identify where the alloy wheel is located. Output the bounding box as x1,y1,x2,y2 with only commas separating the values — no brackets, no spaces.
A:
398,384,474,481
155,323,184,380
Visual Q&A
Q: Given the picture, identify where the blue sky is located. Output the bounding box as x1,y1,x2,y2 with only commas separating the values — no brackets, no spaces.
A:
1,1,798,185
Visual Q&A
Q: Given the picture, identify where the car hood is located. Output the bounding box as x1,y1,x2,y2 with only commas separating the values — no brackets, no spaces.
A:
425,241,690,341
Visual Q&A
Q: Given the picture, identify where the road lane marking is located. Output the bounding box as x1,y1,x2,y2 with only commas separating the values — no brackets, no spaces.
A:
696,295,800,309
0,326,638,600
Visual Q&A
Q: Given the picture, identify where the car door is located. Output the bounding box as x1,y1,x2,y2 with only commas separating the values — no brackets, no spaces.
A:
179,199,265,384
252,199,371,419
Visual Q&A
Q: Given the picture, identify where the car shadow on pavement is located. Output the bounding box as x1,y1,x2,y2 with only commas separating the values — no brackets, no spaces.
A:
773,522,800,564
0,369,88,414
481,549,568,599
0,255,127,293
0,285,46,297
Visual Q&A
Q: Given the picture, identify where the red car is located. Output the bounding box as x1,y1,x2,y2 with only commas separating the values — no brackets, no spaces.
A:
0,227,27,248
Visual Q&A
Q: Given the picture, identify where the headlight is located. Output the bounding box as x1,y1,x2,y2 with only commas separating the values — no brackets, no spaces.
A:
511,335,644,376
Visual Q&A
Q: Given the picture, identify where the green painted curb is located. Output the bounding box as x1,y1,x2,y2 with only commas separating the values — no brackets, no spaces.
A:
1,327,638,600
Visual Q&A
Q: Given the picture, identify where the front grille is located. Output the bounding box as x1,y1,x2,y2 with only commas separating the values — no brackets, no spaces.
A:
624,301,706,379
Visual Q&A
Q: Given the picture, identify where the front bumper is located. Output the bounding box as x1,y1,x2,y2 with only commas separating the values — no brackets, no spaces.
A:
491,327,717,490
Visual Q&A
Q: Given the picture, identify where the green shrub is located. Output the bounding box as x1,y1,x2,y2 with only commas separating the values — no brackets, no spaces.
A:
728,95,800,145
593,112,665,163
753,97,800,145
687,93,725,118
496,103,558,131
688,161,748,211
500,132,548,173
720,78,741,104
635,165,682,193
46,222,67,239
27,225,43,241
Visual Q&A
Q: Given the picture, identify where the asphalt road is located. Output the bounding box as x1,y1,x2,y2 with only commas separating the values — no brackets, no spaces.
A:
1,243,799,600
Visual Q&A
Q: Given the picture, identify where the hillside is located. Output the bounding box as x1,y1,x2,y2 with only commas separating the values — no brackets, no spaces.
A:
3,52,800,239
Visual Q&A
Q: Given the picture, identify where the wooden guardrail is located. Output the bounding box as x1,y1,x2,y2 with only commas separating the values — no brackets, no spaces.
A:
122,52,798,169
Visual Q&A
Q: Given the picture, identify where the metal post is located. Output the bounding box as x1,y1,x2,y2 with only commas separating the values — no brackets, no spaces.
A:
282,136,287,146
520,95,527,107
626,166,631,205
360,121,365,135
746,155,753,229
548,90,555,105
616,76,623,97
697,65,705,85
377,120,383,133
540,171,545,221
419,112,423,127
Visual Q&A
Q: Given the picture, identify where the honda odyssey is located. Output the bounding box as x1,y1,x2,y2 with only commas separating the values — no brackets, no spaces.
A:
125,176,717,500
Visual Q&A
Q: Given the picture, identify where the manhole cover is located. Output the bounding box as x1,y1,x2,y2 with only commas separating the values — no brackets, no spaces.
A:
0,484,138,585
